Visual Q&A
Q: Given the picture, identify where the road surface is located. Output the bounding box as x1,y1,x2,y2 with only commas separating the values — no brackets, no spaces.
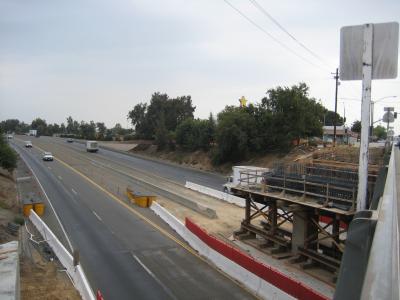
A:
43,136,226,189
12,138,255,300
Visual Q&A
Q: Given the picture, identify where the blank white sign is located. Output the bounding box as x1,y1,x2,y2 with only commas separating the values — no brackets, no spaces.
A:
340,22,399,80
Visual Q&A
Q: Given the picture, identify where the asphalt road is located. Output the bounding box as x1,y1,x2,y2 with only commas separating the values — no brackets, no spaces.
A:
41,136,227,190
12,139,255,300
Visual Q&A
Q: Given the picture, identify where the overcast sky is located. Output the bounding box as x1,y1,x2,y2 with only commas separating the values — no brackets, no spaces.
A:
0,0,399,132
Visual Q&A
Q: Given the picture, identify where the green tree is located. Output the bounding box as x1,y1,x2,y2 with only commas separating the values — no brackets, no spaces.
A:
79,121,96,139
323,110,344,126
31,118,48,136
0,119,20,133
127,92,195,139
212,105,258,163
176,118,215,151
96,122,107,140
0,136,17,173
351,120,361,134
46,123,61,136
373,125,387,140
261,83,325,148
351,120,361,141
154,115,169,150
127,103,149,138
60,123,66,134
66,116,79,134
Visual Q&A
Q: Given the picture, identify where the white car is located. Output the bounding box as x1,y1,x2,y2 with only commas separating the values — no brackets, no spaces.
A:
42,152,54,161
25,141,33,148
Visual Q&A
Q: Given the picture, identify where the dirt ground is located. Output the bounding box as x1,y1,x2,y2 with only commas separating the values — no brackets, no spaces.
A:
0,169,19,243
0,164,81,300
20,243,81,300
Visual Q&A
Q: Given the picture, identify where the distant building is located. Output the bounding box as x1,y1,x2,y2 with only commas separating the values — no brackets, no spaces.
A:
322,126,357,144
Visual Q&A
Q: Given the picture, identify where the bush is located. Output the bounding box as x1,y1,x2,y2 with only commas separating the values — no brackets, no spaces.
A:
123,134,136,141
176,118,214,151
0,137,17,172
13,216,25,225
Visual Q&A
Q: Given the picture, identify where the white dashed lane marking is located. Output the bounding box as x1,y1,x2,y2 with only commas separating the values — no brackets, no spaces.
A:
93,211,102,222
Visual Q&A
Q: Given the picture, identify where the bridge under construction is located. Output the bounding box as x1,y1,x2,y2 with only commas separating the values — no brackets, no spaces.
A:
231,148,387,283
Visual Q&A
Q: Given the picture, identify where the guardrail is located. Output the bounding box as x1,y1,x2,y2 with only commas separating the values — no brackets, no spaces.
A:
334,145,399,300
360,146,399,299
29,210,95,300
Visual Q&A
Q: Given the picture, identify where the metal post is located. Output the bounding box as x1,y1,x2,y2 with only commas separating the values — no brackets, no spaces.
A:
357,24,373,211
245,198,251,224
370,101,374,138
333,68,339,146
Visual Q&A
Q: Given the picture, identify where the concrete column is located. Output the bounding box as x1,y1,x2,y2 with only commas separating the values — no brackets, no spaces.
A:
291,206,317,253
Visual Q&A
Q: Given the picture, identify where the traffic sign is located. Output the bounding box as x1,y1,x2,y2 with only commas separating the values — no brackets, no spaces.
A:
384,107,395,111
383,112,395,123
340,22,399,80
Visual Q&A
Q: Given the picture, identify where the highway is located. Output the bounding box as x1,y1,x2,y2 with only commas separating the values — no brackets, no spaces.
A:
43,136,226,190
12,137,255,300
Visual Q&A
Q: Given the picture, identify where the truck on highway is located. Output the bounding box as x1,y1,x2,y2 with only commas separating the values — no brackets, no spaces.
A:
86,141,99,153
223,165,269,193
29,129,37,137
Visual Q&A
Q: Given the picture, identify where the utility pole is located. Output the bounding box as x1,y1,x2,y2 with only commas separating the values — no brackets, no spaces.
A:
333,68,339,146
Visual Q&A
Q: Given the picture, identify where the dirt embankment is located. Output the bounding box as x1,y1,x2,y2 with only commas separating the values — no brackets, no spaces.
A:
129,143,320,174
0,169,18,243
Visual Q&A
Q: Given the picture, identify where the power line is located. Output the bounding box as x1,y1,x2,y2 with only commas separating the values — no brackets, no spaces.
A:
248,0,332,68
222,0,330,72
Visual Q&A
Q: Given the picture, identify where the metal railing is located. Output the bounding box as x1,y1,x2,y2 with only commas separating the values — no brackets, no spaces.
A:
360,146,400,299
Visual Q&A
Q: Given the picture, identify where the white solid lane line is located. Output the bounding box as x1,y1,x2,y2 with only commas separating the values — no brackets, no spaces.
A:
131,254,178,300
92,211,102,222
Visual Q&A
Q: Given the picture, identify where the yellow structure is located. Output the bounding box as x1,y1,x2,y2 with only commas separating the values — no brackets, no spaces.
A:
23,202,45,216
239,96,247,107
23,204,33,217
33,203,45,216
126,188,155,208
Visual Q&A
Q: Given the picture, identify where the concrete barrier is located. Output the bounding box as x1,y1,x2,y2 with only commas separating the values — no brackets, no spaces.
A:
185,181,245,207
0,241,19,300
151,202,327,300
186,218,329,300
29,210,95,300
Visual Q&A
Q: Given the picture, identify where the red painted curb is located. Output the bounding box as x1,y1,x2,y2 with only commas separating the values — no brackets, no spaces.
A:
319,216,348,229
96,290,104,300
185,218,330,300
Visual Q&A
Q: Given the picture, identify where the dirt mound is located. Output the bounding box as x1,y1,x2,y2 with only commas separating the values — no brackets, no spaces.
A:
131,143,152,151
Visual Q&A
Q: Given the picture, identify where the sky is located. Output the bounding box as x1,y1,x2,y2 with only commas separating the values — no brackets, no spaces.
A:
0,0,399,132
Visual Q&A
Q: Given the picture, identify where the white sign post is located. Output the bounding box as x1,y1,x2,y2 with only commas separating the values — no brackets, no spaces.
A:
358,24,373,211
340,22,399,211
